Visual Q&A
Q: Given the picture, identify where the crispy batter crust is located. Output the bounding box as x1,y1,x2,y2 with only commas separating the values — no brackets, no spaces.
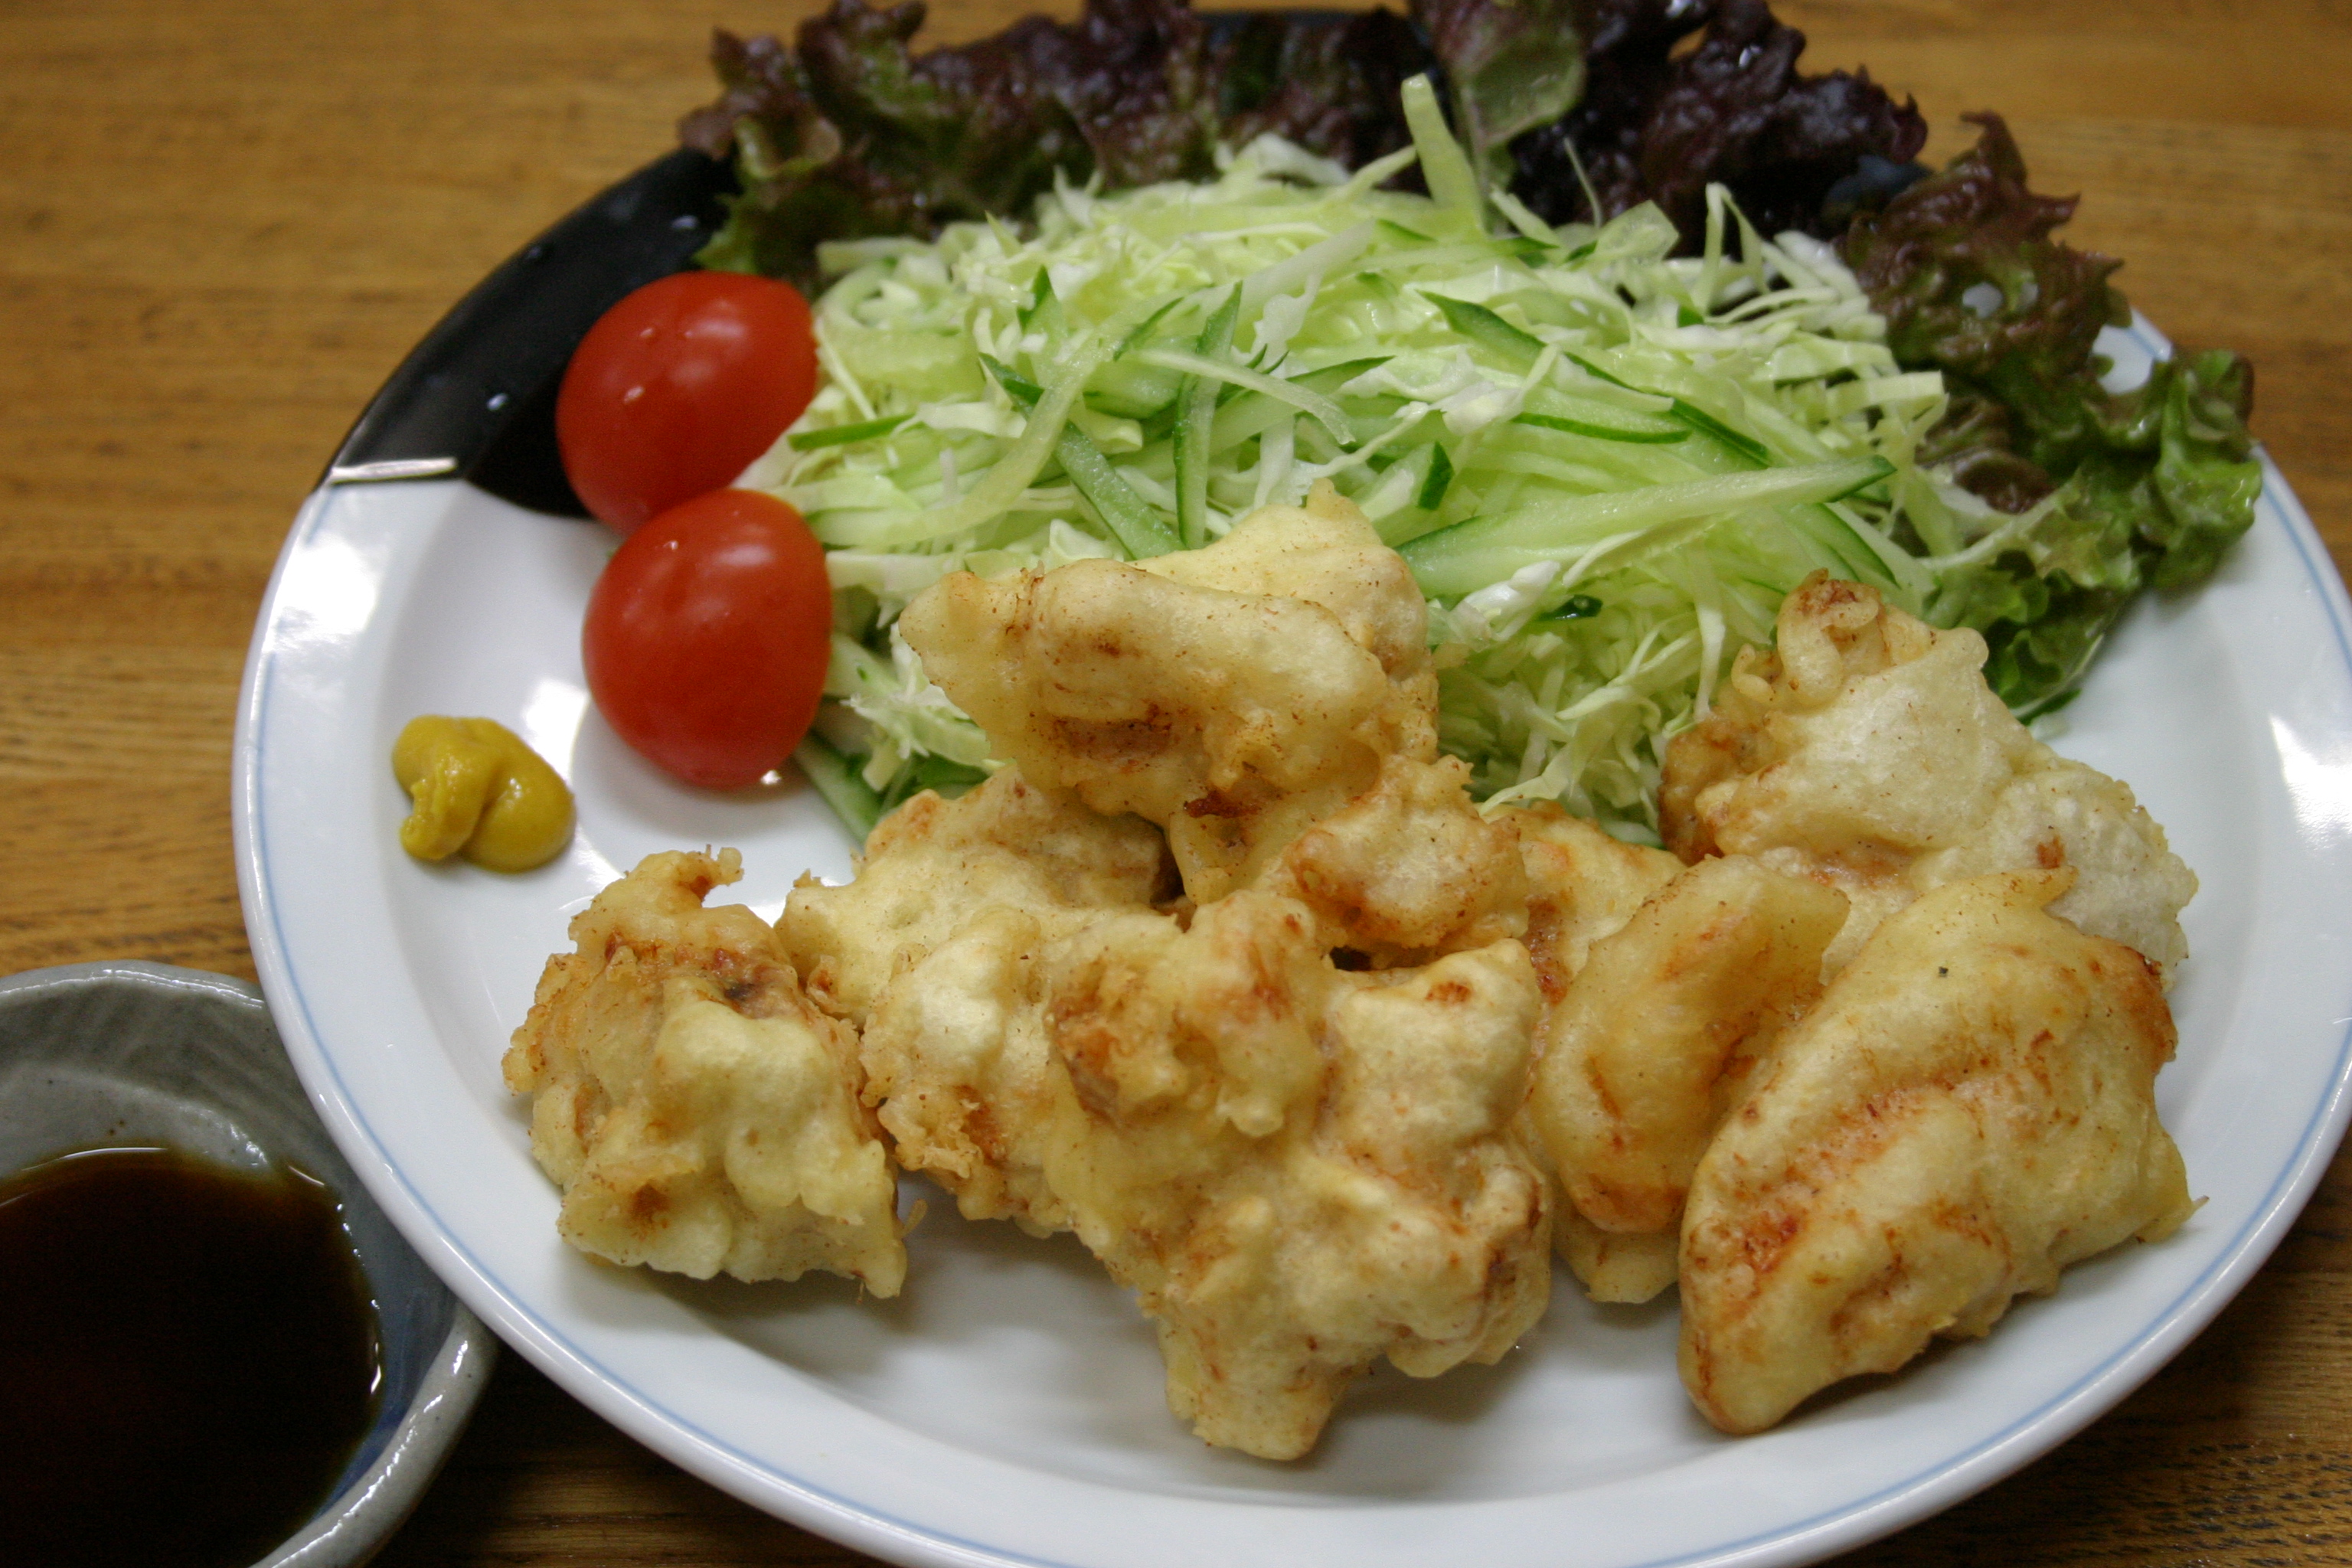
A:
1661,573,2197,981
1677,871,2193,1433
504,849,905,1292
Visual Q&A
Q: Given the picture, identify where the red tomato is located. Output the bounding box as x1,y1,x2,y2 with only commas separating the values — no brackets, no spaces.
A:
557,271,818,533
583,489,831,789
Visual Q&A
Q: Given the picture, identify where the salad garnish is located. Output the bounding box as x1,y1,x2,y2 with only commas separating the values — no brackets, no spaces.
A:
674,0,2258,831
1845,114,2261,709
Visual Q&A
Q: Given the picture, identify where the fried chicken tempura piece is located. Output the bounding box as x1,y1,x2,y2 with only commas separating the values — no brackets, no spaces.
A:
779,767,1170,1027
1269,752,1528,964
1677,870,2195,1434
1494,805,1692,1300
784,770,1173,1233
1553,1215,1683,1305
1138,482,1436,704
1661,573,2197,980
858,904,1080,1234
1528,858,1847,1302
898,485,1439,905
504,851,905,1292
827,495,1557,1456
1041,893,1552,1459
857,884,1551,1457
1504,804,1682,1003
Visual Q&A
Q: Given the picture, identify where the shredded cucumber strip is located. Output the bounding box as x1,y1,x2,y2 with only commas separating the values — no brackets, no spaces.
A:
792,735,885,839
755,96,1953,831
1137,346,1351,442
982,352,1180,558
1172,286,1240,549
1403,458,1894,596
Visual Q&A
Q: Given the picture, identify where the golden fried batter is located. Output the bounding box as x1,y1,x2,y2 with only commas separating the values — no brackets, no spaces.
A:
801,493,1560,1455
779,769,1174,1234
779,767,1169,1027
1504,803,1683,1004
1677,870,2195,1434
1661,574,2197,979
504,851,904,1292
858,904,1082,1235
1267,753,1528,965
1495,805,1691,1301
1529,857,1846,1282
1039,893,1551,1459
1553,1213,1683,1305
899,485,1436,903
1139,482,1436,704
847,871,1551,1457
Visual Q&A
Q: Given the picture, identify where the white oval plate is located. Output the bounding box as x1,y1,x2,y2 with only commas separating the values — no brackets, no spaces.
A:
234,318,2352,1568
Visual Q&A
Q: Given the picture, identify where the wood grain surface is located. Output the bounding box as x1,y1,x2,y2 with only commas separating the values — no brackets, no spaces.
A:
3,0,2347,1563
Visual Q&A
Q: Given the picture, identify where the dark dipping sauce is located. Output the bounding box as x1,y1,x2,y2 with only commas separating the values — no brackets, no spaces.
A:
0,1146,383,1568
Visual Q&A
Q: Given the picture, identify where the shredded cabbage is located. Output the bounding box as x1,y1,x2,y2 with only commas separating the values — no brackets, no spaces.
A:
748,77,1962,837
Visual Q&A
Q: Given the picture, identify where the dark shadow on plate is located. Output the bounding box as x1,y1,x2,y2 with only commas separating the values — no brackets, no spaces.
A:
1759,1328,1977,1433
1296,1269,1683,1478
647,1177,1135,1346
1587,1285,1680,1333
570,709,817,841
662,1266,890,1331
1311,1344,1533,1451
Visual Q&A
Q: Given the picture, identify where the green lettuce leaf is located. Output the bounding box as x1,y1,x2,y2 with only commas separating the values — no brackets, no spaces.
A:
1844,116,2261,710
1413,0,1589,194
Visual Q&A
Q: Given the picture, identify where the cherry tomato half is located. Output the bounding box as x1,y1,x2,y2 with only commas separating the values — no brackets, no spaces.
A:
557,271,819,534
583,489,831,789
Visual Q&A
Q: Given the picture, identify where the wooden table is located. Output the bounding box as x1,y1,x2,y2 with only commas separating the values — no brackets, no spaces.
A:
4,0,2347,1562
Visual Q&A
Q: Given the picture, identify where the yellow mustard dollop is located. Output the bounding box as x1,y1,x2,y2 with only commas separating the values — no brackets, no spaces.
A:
392,716,574,873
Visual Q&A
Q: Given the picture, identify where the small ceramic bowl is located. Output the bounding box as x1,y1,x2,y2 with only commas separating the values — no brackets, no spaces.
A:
0,960,494,1568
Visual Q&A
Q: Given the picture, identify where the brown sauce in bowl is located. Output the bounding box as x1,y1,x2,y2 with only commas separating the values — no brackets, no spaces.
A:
0,1146,383,1568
